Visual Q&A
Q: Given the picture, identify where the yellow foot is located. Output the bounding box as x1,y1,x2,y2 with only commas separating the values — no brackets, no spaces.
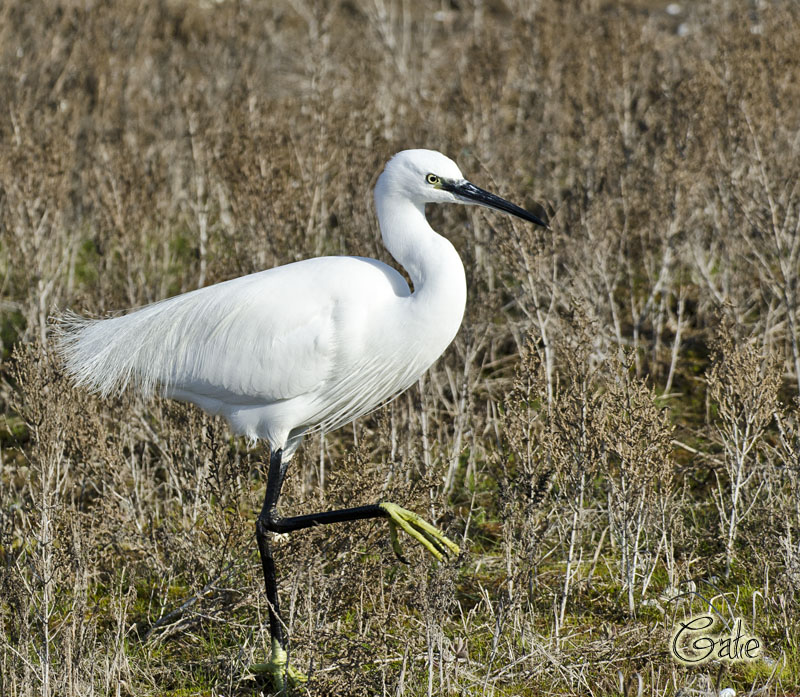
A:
250,638,308,692
379,502,460,562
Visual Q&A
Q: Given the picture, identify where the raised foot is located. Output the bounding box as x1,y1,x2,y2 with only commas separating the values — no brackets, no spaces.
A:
250,639,308,692
379,502,460,562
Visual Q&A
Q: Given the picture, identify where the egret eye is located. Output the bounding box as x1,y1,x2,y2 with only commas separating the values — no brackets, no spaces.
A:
425,173,440,186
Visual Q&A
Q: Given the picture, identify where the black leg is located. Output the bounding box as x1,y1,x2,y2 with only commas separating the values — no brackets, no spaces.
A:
255,448,393,641
253,446,457,687
255,448,290,650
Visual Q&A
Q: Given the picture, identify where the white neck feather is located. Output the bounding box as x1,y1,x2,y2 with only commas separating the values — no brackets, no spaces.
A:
373,185,467,339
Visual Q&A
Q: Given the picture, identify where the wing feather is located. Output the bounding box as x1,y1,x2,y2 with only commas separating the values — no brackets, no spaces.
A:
57,255,420,443
56,264,335,404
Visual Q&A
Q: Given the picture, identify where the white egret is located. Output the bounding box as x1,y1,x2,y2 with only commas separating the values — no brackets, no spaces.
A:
57,149,548,689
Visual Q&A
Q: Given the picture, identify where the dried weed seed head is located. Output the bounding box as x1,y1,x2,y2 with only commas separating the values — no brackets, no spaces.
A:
707,327,782,577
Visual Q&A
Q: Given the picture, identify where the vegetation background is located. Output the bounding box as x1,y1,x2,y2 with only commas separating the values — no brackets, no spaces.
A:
2,0,799,695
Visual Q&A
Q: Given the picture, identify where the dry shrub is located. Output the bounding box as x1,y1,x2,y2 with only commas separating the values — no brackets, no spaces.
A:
774,403,800,620
2,341,261,695
496,336,553,613
602,354,675,615
707,328,782,578
2,343,132,696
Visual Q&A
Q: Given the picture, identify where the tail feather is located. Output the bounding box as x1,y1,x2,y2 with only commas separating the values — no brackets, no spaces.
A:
54,307,167,398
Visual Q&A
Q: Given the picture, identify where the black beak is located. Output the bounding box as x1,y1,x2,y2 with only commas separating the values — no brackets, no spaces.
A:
444,180,550,229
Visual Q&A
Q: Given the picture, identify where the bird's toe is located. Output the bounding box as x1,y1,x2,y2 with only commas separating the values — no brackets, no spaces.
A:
250,639,308,690
379,502,460,561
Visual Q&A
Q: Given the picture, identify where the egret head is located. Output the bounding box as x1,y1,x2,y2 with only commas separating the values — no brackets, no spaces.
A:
378,149,549,228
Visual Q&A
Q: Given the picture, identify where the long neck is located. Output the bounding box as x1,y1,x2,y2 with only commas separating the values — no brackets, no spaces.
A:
373,187,468,355
374,192,466,301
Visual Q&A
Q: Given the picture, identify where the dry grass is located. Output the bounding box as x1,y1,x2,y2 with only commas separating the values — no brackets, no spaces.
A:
2,0,800,695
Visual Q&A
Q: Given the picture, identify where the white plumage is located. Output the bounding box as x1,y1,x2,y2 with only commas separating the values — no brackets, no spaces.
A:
59,150,546,459
58,150,489,458
57,149,547,687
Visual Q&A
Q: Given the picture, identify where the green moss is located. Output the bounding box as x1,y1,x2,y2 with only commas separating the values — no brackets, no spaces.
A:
74,237,102,286
0,308,25,360
0,414,28,444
